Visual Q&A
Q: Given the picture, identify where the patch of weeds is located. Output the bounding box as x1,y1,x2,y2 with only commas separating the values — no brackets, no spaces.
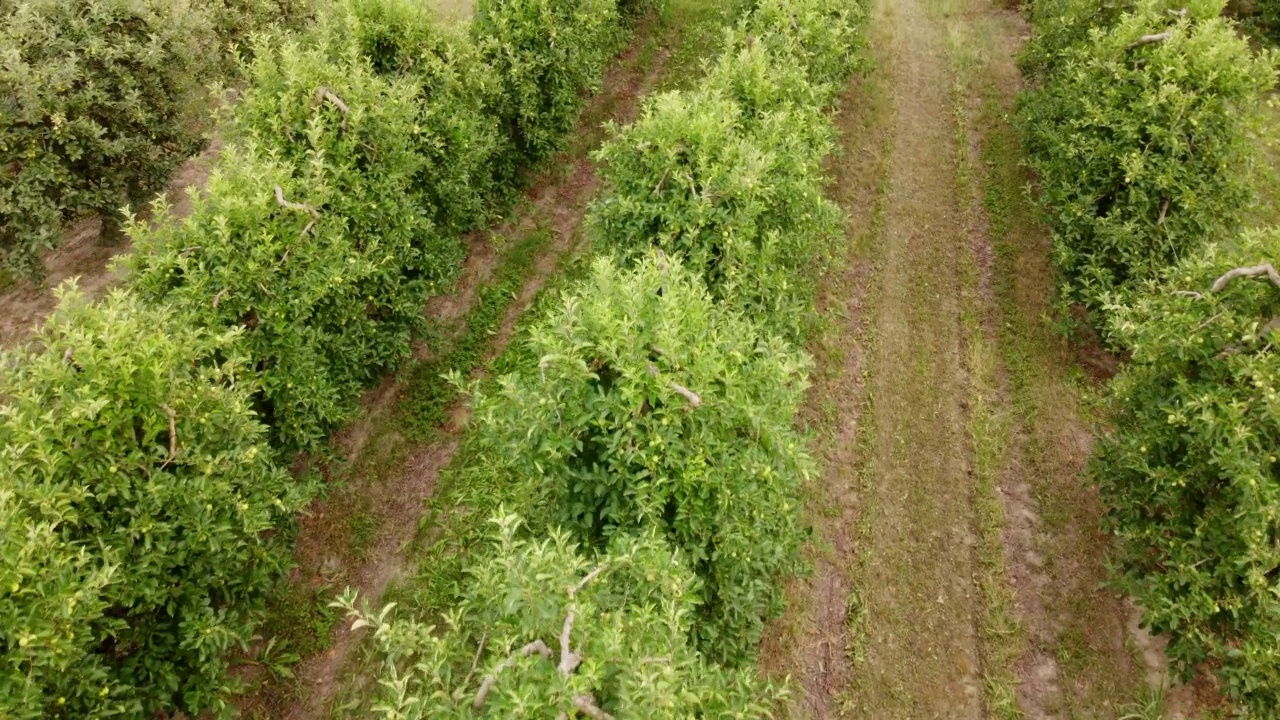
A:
400,227,550,439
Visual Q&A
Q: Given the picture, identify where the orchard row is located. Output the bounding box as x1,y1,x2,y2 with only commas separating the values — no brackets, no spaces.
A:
1017,0,1280,712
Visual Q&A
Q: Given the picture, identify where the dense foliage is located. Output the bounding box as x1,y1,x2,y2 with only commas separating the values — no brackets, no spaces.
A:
318,0,510,233
0,288,306,719
1017,0,1276,331
589,0,858,338
341,514,781,719
128,69,446,452
0,0,217,276
472,0,625,171
1096,229,1280,714
470,255,812,662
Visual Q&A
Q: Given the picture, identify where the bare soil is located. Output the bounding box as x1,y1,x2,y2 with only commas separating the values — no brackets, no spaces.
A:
0,139,220,348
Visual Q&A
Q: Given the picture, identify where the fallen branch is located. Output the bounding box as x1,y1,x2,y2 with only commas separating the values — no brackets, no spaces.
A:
472,640,553,711
274,186,319,219
1127,31,1170,50
311,86,350,129
1211,264,1280,293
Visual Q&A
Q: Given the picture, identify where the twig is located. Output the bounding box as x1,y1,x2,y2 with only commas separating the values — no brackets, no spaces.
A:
653,167,670,196
212,288,228,309
1157,197,1170,226
311,86,350,129
159,406,179,468
1167,7,1188,17
274,186,319,219
1172,290,1204,301
572,694,616,720
1191,311,1224,333
461,633,487,693
472,640,552,711
1211,264,1280,293
62,346,74,365
1127,31,1170,50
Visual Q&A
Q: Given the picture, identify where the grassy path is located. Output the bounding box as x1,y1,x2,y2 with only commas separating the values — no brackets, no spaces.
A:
767,0,1199,717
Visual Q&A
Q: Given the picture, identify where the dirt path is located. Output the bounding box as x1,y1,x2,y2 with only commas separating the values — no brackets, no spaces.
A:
0,141,220,348
766,0,1194,718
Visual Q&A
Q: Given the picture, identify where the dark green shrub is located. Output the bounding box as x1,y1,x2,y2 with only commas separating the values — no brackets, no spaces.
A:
340,513,782,719
0,286,306,719
317,0,511,233
472,0,625,170
129,34,458,451
0,0,218,276
589,87,840,338
469,255,813,663
1096,228,1280,714
1017,1,1275,330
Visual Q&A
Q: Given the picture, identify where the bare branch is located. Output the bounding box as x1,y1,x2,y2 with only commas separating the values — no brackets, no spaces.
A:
1211,264,1280,293
158,406,179,469
311,86,350,129
559,563,610,677
573,694,616,720
472,640,553,711
569,564,609,599
1127,31,1170,50
1157,197,1170,226
274,186,319,219
62,346,74,365
461,633,487,693
668,381,702,408
647,364,702,408
1172,290,1204,301
212,288,228,309
1167,7,1188,17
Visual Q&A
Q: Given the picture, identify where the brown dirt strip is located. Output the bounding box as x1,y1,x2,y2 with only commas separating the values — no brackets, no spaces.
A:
270,33,673,720
0,139,221,348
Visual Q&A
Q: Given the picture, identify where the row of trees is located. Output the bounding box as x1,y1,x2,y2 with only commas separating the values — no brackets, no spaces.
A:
0,0,316,277
0,1,647,717
1017,0,1280,712
342,0,868,716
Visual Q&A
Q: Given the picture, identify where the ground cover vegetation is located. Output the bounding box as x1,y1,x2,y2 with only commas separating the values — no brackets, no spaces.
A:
1018,0,1280,713
343,0,868,715
0,0,653,716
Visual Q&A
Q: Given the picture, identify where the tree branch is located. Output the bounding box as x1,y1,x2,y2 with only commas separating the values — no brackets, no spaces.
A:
1172,290,1203,301
647,364,702,408
573,694,616,720
1127,31,1170,50
472,640,553,711
311,86,350,129
62,346,75,365
1211,264,1280,293
559,563,609,677
274,186,319,219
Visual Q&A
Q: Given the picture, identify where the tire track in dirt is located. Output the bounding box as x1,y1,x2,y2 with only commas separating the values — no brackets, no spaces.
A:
272,34,673,720
835,0,989,715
